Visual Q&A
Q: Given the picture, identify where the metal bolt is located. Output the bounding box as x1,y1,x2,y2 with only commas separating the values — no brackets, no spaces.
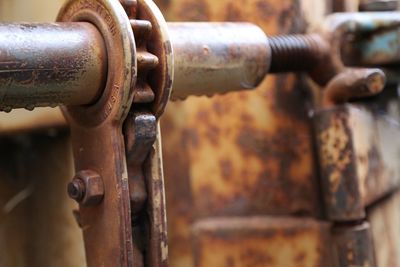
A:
267,34,343,87
268,34,328,74
67,170,105,206
67,179,85,202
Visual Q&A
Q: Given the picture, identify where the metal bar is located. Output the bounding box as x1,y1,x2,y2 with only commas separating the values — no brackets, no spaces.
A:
1,16,396,108
168,22,271,100
0,22,107,111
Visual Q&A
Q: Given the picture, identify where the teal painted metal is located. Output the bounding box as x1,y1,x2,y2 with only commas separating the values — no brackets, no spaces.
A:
327,12,400,83
355,28,400,66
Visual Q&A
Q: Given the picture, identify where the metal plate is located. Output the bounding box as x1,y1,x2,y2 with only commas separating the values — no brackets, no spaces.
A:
314,100,400,221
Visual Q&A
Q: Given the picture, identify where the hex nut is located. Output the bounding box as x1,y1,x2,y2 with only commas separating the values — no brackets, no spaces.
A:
68,170,105,206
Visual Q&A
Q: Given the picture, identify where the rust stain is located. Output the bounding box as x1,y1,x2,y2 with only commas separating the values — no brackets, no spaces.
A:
315,101,400,221
159,0,326,266
184,74,320,218
314,107,364,221
332,222,376,267
193,217,334,267
161,103,195,267
318,112,352,181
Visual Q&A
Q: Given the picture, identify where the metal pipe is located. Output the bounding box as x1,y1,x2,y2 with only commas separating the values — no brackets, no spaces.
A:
168,23,271,100
0,22,107,111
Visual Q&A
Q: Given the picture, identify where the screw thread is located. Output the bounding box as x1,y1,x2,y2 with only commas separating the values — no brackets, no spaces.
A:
269,34,326,73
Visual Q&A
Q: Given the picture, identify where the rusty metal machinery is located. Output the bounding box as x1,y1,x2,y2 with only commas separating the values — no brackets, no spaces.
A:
0,0,399,266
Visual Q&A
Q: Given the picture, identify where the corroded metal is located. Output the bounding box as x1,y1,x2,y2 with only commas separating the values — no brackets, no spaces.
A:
322,68,385,107
314,100,400,221
169,22,270,100
133,0,173,118
67,170,105,207
122,0,171,265
124,112,157,267
192,217,334,267
322,12,400,68
1,1,399,267
339,12,400,69
158,1,326,267
268,34,328,74
57,0,137,266
0,22,107,111
332,222,376,267
3,9,399,112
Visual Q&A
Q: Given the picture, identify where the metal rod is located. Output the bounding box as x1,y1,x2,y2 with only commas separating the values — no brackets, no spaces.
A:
168,22,271,100
0,22,107,111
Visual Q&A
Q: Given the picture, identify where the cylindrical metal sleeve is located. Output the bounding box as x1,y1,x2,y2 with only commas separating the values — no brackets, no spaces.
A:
168,23,271,100
0,22,107,111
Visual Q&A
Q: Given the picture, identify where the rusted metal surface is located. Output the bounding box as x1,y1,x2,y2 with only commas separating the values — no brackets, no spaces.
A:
1,1,398,267
0,0,342,265
133,0,174,118
268,34,329,74
322,68,385,107
322,12,400,71
368,191,400,267
314,100,400,221
0,22,107,111
0,0,173,265
332,222,376,267
0,1,67,137
68,170,105,207
158,1,328,267
338,12,400,70
2,4,389,111
160,0,322,217
58,0,137,265
169,22,270,100
144,130,169,267
192,217,334,267
121,0,172,265
160,102,194,267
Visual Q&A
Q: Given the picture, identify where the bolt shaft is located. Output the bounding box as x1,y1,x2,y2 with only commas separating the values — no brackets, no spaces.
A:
68,179,85,202
269,34,328,73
